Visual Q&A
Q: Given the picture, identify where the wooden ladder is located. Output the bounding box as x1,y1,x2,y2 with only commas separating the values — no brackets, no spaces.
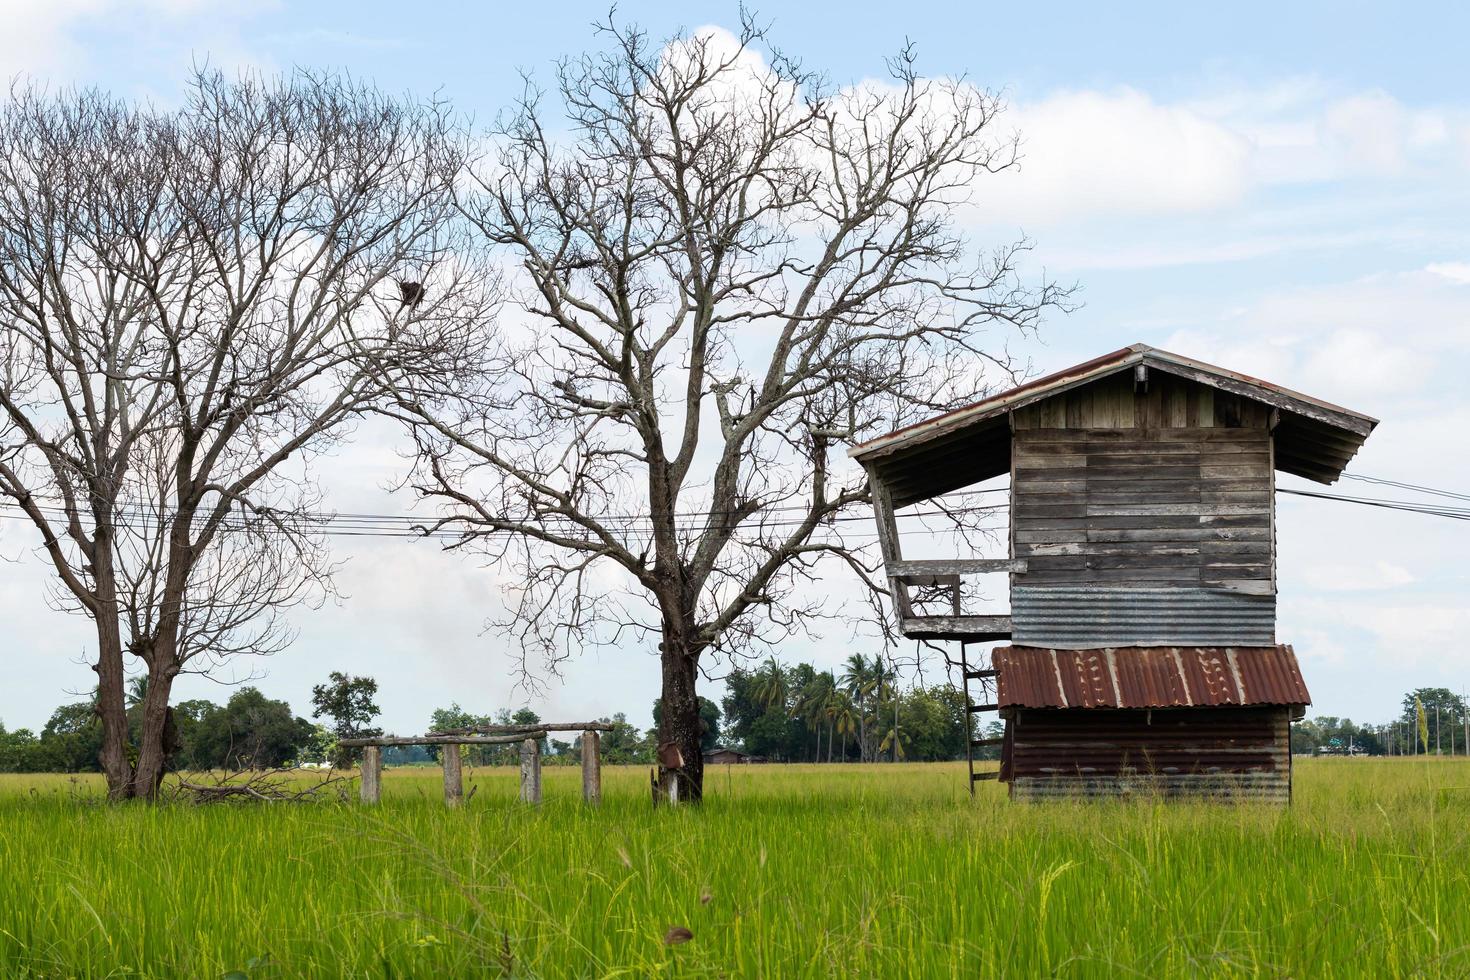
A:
960,641,1002,794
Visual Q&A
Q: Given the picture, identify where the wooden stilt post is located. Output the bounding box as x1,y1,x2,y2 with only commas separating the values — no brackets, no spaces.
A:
442,742,463,807
518,737,542,804
581,730,602,804
360,745,382,804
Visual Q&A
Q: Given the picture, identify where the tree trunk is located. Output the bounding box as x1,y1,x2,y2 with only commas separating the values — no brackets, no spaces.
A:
657,623,704,804
92,605,133,801
129,650,179,800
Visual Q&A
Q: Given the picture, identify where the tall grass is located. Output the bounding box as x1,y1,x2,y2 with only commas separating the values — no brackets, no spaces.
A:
1,759,1468,977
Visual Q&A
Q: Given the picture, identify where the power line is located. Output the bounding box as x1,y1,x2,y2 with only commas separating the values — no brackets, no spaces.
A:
1278,487,1470,521
1341,472,1470,504
0,496,1008,541
0,469,1465,543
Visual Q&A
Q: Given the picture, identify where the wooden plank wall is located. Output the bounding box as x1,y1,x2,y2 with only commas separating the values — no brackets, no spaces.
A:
1011,373,1274,593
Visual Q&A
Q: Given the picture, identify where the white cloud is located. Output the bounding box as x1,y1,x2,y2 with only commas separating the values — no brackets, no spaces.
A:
1301,560,1415,592
0,0,276,91
1426,261,1470,285
968,78,1470,233
1320,93,1412,176
0,1,100,80
982,88,1251,224
1347,603,1470,666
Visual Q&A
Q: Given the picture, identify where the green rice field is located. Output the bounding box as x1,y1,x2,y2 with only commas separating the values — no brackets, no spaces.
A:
1,759,1468,977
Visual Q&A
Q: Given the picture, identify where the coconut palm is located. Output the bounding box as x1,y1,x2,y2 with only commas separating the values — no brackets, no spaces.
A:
752,658,789,716
795,672,836,762
827,689,860,763
840,654,877,761
878,723,908,762
872,657,902,763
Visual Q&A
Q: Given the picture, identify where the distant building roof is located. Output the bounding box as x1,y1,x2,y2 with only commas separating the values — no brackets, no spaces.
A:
849,343,1378,506
703,746,750,760
993,644,1311,709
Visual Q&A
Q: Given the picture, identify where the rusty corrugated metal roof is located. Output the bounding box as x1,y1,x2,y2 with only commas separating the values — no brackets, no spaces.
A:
992,644,1311,709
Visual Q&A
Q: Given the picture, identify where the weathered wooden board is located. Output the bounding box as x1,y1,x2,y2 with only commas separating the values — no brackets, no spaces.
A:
360,745,382,805
1013,386,1275,593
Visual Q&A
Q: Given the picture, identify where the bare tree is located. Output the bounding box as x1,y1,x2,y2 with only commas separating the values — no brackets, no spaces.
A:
0,71,484,800
388,16,1069,801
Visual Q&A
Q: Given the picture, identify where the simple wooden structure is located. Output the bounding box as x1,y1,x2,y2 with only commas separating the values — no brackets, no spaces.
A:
851,343,1377,801
341,722,613,806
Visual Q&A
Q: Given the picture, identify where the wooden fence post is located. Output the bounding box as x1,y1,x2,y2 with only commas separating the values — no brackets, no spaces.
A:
360,745,382,804
581,730,602,804
519,737,542,804
442,742,463,807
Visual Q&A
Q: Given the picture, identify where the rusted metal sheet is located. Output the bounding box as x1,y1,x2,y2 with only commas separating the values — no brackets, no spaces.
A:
993,644,1310,709
1006,706,1292,803
1011,586,1276,648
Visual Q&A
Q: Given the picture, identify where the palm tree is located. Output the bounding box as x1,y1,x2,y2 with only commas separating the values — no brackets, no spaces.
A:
795,673,835,762
877,723,908,762
840,654,876,761
828,690,860,762
753,658,789,715
824,672,841,762
872,657,902,763
750,658,790,760
842,654,905,762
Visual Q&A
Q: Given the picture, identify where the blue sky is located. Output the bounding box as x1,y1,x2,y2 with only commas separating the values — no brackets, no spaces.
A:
1,0,1467,734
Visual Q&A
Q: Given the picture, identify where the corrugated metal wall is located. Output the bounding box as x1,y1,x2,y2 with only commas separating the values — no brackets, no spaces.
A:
1006,706,1291,803
1010,586,1276,647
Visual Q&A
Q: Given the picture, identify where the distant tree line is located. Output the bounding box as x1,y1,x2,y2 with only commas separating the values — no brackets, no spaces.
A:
0,682,329,774
0,672,384,774
17,674,1462,773
1292,688,1470,756
721,653,989,763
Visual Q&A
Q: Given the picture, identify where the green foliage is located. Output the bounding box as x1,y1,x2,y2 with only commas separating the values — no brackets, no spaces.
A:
1401,688,1467,754
310,672,383,767
423,705,552,766
37,702,104,772
186,688,316,771
722,656,969,763
1293,716,1387,756
721,664,807,760
595,713,649,764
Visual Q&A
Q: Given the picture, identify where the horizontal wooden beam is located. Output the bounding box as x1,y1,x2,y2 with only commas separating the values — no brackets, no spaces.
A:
887,558,1028,578
339,733,543,748
899,614,1012,641
430,722,615,736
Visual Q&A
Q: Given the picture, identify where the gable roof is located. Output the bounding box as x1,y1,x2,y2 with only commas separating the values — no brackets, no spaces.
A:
849,343,1377,506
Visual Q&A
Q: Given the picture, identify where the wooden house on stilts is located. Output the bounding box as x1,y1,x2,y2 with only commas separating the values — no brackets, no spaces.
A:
850,344,1377,801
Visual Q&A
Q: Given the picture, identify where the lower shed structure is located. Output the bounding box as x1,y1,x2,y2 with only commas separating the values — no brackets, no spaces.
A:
993,645,1310,802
